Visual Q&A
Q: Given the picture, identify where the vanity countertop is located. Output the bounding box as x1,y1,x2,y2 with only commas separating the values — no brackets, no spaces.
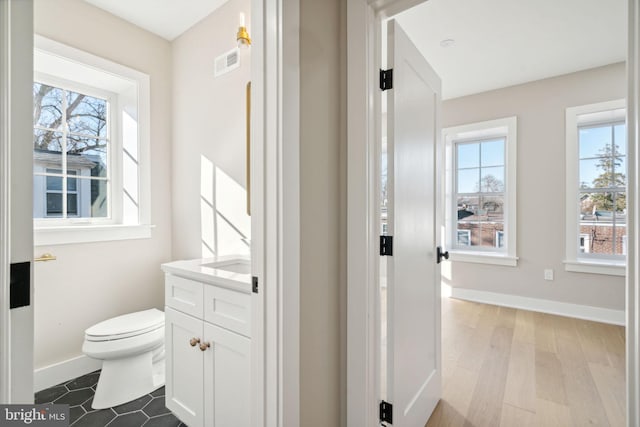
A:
161,254,251,293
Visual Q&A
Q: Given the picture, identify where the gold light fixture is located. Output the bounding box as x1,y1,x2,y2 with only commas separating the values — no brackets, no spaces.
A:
237,12,251,48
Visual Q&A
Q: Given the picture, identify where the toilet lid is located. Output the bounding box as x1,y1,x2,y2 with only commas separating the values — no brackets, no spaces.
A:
85,309,164,341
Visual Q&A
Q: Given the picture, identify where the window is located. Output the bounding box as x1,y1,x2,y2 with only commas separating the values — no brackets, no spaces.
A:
565,100,626,276
33,82,110,220
457,230,471,246
33,36,151,245
443,117,517,266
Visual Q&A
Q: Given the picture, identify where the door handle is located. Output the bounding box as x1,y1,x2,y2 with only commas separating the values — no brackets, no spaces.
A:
437,247,449,264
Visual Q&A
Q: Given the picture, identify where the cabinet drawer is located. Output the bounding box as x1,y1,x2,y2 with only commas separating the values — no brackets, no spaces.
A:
165,274,204,317
204,286,251,337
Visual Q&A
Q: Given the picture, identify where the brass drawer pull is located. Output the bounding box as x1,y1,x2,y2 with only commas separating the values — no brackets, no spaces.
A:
199,342,210,352
35,253,57,262
190,337,200,347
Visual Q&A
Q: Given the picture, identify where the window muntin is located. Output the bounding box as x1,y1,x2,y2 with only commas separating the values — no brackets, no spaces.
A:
454,137,506,251
577,121,626,258
33,81,110,221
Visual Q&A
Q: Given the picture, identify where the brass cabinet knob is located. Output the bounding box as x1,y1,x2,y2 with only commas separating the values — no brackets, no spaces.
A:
190,337,200,347
199,342,211,352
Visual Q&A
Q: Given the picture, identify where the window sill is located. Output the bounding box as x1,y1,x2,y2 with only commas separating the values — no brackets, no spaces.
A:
449,251,518,267
34,224,154,246
564,260,625,276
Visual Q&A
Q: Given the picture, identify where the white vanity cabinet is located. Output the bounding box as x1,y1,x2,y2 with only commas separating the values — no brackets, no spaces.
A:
163,270,252,427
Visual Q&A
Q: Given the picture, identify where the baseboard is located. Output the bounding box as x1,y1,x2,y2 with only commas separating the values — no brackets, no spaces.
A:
34,355,101,392
450,287,625,326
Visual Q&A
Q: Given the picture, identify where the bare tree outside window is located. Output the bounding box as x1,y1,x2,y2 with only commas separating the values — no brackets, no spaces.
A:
33,82,109,219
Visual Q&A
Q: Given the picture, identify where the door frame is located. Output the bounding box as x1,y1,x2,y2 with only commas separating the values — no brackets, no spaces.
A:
0,0,12,404
252,0,300,426
346,0,640,426
0,0,300,422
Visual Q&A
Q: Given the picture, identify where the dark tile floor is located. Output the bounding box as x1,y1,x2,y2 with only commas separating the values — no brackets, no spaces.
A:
35,370,188,427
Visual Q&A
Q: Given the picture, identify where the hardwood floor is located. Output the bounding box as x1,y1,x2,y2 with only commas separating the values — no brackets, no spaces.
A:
427,297,626,427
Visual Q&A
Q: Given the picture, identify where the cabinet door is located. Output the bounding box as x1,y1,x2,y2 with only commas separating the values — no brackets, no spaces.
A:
203,323,251,426
165,307,204,427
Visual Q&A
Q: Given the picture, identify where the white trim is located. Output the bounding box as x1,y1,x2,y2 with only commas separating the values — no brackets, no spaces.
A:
564,260,626,276
251,0,300,426
627,0,640,424
448,252,518,267
347,0,379,425
443,116,517,261
0,0,12,404
34,224,153,246
565,99,626,271
33,355,102,392
450,287,625,326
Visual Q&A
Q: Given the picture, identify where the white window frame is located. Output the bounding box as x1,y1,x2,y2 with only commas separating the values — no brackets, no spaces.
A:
565,99,626,276
443,116,518,266
34,35,152,246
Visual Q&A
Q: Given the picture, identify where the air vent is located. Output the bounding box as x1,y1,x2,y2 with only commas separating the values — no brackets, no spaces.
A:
215,48,240,77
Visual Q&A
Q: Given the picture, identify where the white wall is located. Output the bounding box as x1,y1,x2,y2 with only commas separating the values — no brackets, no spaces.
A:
33,0,173,370
442,62,626,311
171,0,251,260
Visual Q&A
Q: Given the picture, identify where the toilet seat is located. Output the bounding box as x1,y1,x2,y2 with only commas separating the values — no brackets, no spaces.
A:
85,309,164,342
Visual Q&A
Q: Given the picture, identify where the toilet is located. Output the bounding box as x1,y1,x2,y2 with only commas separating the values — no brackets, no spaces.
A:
82,309,165,409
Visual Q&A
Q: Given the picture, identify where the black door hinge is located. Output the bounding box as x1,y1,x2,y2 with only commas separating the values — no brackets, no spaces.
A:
380,235,393,256
380,400,393,424
380,69,393,91
252,276,259,294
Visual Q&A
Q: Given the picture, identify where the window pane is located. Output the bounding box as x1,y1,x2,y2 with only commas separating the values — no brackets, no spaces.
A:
34,129,64,153
46,193,62,215
67,137,108,178
480,139,504,167
480,222,503,248
580,191,617,218
91,179,109,218
457,196,479,221
617,226,627,255
66,91,108,138
457,223,505,248
482,195,504,221
614,155,626,186
67,193,78,215
67,174,78,192
33,83,63,130
480,167,504,192
457,230,471,246
46,175,62,191
614,192,627,216
579,126,611,158
614,125,626,155
457,143,479,168
457,168,479,193
580,158,607,188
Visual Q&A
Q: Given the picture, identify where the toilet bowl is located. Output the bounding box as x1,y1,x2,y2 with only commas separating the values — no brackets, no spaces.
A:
82,309,165,409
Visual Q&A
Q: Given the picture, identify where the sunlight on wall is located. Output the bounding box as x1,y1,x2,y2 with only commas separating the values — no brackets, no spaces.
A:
122,109,139,224
215,166,250,255
200,155,251,258
201,155,216,257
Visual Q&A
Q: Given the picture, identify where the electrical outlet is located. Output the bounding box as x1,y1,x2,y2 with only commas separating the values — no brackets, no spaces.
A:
544,269,554,281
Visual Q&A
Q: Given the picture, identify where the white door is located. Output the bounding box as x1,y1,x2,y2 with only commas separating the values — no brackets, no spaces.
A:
0,0,34,404
385,19,442,427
